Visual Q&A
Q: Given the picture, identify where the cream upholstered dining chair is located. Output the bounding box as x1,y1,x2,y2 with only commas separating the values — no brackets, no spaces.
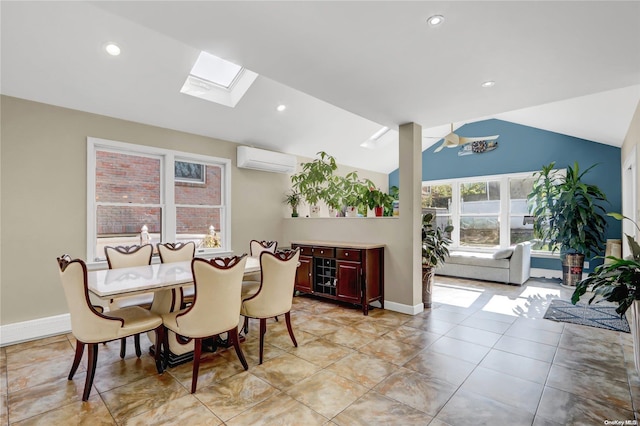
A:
104,244,154,358
157,242,196,307
56,255,164,401
162,255,249,393
242,240,278,302
241,248,300,364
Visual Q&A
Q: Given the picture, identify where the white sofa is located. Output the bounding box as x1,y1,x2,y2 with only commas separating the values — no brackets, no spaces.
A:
436,242,531,285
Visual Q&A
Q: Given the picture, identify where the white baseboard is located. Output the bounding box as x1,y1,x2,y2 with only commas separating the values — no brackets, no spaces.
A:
531,268,562,280
0,314,71,347
384,300,424,315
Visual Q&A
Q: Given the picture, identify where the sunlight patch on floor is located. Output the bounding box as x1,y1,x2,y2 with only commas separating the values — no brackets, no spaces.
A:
432,283,483,308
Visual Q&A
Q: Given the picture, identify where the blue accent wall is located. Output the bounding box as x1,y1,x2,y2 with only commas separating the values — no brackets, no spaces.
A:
388,119,622,271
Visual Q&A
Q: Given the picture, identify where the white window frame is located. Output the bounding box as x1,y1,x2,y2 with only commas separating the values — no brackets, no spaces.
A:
423,170,560,254
87,137,232,265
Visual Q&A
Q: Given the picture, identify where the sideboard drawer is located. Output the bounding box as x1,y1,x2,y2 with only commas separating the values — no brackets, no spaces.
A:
313,247,335,258
294,245,313,256
337,248,361,261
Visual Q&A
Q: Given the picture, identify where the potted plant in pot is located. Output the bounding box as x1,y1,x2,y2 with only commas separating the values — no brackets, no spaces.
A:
338,172,368,217
283,190,302,218
527,162,608,287
572,213,640,371
366,187,394,217
291,151,337,217
323,175,344,217
422,212,454,308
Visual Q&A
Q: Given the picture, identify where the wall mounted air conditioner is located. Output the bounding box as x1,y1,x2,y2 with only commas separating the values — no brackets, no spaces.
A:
237,146,297,174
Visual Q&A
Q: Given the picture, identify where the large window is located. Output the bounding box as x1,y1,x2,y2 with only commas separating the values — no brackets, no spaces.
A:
422,172,552,252
88,138,231,262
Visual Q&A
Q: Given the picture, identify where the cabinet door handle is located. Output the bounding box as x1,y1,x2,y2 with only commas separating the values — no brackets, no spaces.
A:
320,250,324,254
346,252,349,256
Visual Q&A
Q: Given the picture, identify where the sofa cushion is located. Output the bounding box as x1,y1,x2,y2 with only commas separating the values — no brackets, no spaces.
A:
446,252,510,269
492,248,514,259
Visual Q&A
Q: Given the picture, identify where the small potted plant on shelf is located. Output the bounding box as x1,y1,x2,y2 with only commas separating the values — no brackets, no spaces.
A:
339,172,369,217
291,151,337,217
527,161,608,287
283,190,302,218
323,176,344,217
366,187,394,217
421,212,453,308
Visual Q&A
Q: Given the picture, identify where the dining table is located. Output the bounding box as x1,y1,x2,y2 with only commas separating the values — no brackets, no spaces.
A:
87,256,261,366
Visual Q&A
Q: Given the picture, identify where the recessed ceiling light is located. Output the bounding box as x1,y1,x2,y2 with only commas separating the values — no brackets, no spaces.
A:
276,104,287,112
481,80,496,88
104,43,121,56
427,15,444,26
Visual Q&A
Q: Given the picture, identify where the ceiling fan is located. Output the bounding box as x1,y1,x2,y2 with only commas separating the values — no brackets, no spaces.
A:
425,123,500,153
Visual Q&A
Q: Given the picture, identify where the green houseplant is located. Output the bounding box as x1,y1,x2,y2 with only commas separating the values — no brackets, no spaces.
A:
365,187,394,217
283,190,302,217
421,212,454,308
572,213,640,316
291,151,338,217
527,161,608,286
339,172,370,217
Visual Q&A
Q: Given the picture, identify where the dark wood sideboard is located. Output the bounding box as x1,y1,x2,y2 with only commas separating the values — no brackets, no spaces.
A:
290,241,384,315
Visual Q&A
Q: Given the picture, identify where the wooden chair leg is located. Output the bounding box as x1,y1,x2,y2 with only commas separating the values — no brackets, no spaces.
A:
285,312,297,347
259,318,267,365
162,327,171,370
274,316,279,322
191,338,202,394
243,316,249,334
119,337,126,359
82,343,99,401
153,326,164,374
134,334,142,358
68,341,85,380
229,327,248,370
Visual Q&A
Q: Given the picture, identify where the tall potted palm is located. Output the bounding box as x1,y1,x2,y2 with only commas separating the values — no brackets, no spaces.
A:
422,212,453,308
528,162,608,286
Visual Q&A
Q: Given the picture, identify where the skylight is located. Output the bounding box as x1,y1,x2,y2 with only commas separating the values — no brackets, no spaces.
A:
190,51,243,88
180,51,258,108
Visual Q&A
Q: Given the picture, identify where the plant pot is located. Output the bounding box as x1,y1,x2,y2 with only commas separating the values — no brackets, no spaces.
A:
328,208,338,217
422,266,435,308
345,206,358,217
562,253,585,287
309,205,321,218
291,212,299,218
632,300,640,373
374,206,383,217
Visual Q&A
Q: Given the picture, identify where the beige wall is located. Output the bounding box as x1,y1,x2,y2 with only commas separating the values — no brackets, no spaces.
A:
0,95,389,326
621,100,640,242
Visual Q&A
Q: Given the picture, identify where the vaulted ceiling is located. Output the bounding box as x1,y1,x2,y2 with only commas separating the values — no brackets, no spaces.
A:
2,1,639,173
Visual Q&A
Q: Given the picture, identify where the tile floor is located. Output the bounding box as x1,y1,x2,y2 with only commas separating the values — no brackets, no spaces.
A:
1,276,639,425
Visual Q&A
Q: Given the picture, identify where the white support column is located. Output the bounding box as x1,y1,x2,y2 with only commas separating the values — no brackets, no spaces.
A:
398,122,424,311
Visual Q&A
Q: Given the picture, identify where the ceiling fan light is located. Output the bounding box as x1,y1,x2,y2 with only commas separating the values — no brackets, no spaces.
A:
481,80,496,88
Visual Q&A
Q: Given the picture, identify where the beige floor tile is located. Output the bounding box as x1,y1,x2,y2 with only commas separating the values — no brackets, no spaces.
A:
480,349,551,384
10,394,115,425
321,325,379,350
459,315,513,333
404,350,476,387
427,335,491,364
249,353,321,390
123,394,221,426
435,388,535,426
100,373,189,423
381,325,440,348
168,351,247,390
536,386,635,425
288,338,353,368
194,372,280,421
460,366,544,414
7,374,89,423
286,370,368,418
6,341,75,372
357,335,424,366
327,352,397,389
374,368,457,416
493,335,557,363
444,324,502,347
7,353,74,393
333,391,429,426
225,392,327,425
545,364,632,410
